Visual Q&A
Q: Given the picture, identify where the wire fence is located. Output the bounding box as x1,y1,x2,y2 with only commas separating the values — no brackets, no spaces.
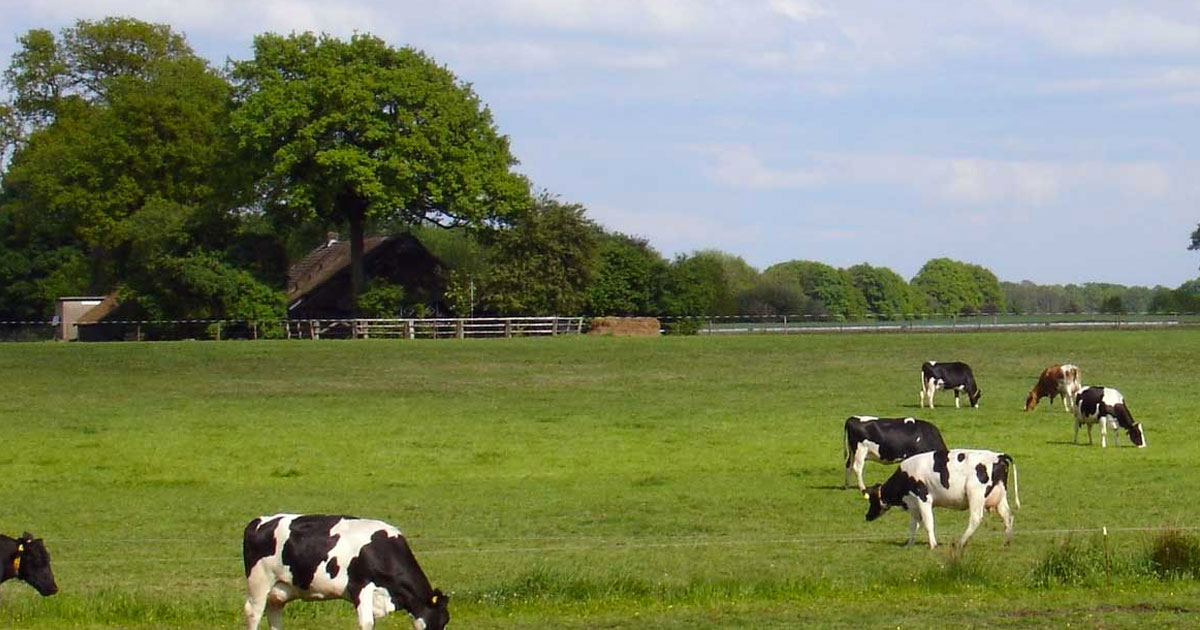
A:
47,524,1200,566
660,312,1200,335
3,311,1200,342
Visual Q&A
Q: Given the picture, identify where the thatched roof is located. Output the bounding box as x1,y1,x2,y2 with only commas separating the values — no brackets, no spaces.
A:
286,236,389,301
286,234,446,318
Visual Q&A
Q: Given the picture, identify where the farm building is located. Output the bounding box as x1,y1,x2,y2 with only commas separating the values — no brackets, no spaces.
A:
286,233,447,319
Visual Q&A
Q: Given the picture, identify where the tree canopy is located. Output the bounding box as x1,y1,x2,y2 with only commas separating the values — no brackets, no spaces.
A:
762,260,867,319
230,32,531,305
0,17,276,319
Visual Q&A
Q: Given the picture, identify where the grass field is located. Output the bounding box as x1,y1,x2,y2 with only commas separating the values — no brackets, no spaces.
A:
2,329,1200,628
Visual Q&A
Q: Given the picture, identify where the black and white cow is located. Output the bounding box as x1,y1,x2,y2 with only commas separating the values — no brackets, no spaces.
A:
843,416,948,491
1073,386,1146,448
864,449,1018,548
1,532,58,597
919,361,982,408
243,514,449,630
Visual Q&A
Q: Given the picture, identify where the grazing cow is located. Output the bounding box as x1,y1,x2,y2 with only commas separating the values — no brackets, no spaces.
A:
1073,386,1146,448
243,514,449,630
1024,363,1081,412
843,416,948,491
1,532,58,597
919,361,982,408
864,449,1019,549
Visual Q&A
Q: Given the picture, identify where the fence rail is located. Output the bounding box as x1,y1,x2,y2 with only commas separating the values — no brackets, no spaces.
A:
2,311,1199,342
659,312,1200,335
284,317,585,340
60,316,585,341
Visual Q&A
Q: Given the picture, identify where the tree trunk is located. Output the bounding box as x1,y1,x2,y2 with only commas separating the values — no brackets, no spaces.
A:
348,203,366,312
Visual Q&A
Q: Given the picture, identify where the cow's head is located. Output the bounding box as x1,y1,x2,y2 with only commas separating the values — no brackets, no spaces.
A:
863,485,890,521
414,589,449,630
13,533,58,596
1023,388,1037,411
1128,424,1146,448
969,388,982,408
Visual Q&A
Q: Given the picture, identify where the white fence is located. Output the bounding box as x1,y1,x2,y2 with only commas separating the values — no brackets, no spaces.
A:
281,316,587,340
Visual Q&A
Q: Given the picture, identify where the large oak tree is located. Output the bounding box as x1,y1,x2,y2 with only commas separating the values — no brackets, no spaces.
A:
231,32,530,308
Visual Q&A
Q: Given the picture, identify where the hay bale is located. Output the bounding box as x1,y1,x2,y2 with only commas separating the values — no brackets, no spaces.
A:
588,317,661,337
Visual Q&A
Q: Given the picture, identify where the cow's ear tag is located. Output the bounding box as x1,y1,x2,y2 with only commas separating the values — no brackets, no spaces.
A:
431,594,438,604
862,493,869,501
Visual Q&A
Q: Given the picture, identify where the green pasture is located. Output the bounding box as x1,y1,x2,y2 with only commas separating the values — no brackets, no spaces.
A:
2,330,1200,628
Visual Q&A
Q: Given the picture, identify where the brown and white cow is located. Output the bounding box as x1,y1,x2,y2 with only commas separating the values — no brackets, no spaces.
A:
1024,363,1081,412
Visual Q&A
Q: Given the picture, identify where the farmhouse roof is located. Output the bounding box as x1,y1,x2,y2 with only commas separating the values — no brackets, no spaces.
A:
285,233,446,319
286,236,390,302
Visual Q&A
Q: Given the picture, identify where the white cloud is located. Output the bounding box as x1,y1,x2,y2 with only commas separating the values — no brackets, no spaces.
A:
587,202,766,256
699,146,1177,209
994,2,1200,56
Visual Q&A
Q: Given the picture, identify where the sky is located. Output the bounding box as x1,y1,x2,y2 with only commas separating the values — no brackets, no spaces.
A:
2,1,1199,287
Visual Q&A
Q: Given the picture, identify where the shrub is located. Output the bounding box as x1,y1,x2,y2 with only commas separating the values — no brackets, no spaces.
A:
358,279,407,317
1029,537,1109,587
663,317,703,335
1147,529,1200,579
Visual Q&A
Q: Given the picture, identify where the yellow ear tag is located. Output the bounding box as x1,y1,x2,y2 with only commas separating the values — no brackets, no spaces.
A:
12,544,21,573
431,595,439,604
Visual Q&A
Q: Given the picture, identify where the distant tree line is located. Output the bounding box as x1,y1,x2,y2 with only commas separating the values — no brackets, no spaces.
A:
1,18,1197,323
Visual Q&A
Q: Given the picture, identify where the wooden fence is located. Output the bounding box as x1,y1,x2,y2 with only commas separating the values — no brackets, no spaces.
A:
281,316,587,340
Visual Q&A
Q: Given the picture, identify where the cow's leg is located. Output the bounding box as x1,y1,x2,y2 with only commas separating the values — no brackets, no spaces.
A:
906,511,921,547
954,390,961,408
265,603,284,630
244,569,272,630
958,494,986,548
1073,421,1080,444
850,448,869,491
355,585,377,630
918,500,938,548
1100,420,1107,448
244,598,265,630
997,494,1014,545
1087,423,1094,445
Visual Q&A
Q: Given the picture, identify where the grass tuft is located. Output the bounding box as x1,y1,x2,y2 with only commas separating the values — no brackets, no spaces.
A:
1147,529,1200,580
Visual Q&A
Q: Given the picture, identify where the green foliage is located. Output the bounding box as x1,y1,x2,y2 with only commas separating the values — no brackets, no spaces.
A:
475,193,598,316
846,263,916,319
662,317,703,335
735,278,808,316
122,250,286,320
912,257,1004,315
0,18,237,312
661,250,758,316
1101,295,1126,315
587,233,667,315
761,260,866,318
230,31,530,300
358,278,407,317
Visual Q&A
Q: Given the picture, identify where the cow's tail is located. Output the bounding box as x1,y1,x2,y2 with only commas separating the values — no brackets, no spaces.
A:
1005,454,1021,510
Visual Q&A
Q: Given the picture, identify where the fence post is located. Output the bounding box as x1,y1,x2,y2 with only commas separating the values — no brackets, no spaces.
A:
504,319,513,338
456,319,464,339
552,316,559,336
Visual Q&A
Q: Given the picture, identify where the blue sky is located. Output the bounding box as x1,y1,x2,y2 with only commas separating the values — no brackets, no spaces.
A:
3,1,1198,286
